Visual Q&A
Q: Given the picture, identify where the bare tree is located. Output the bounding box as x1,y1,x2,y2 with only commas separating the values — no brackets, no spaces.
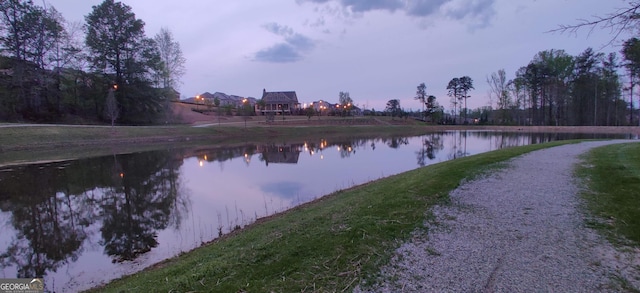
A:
105,86,118,127
487,69,510,123
154,27,186,89
550,2,640,44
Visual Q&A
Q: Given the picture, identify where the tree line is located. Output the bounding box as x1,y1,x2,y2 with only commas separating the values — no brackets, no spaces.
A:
392,1,640,127
484,47,635,126
0,0,185,124
398,45,638,127
484,0,640,126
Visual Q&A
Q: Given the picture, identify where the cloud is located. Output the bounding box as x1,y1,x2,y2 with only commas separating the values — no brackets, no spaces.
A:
299,0,403,12
263,23,294,36
297,0,331,4
306,16,326,28
441,0,495,28
341,0,404,13
254,23,316,63
298,0,497,28
405,0,449,17
286,33,315,51
254,44,302,63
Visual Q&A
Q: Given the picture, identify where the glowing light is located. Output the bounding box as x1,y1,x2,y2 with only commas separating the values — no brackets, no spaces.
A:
199,160,204,167
119,173,124,178
204,155,208,160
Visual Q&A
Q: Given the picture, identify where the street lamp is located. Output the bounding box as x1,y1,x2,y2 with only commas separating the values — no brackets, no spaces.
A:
242,98,249,128
196,95,201,110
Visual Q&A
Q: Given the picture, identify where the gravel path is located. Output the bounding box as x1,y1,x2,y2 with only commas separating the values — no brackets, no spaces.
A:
356,140,640,293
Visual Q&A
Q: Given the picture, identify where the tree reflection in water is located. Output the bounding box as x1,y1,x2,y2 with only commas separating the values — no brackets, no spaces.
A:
0,150,186,276
100,152,184,262
384,137,410,149
0,161,98,278
417,133,445,166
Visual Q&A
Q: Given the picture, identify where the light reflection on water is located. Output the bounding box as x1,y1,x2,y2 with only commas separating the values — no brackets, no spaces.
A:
0,131,632,292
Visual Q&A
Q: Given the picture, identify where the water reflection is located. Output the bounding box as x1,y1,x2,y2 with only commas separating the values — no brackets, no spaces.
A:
417,133,445,166
100,153,182,263
258,144,302,165
385,137,410,149
0,131,632,291
0,150,186,282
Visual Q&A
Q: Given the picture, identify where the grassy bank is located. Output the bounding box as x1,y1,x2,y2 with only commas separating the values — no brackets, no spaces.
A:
2,123,637,168
88,140,576,293
0,124,431,167
577,142,640,246
3,123,638,153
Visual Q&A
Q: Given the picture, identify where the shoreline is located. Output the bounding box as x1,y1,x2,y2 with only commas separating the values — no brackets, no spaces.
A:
1,124,637,169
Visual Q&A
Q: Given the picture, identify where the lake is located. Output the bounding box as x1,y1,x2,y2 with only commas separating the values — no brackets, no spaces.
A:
0,131,633,292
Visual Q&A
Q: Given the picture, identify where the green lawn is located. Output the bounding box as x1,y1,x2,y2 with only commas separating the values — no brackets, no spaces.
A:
88,140,577,293
577,142,640,246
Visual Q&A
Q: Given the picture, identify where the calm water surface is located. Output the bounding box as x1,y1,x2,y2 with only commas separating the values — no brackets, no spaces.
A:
0,131,632,292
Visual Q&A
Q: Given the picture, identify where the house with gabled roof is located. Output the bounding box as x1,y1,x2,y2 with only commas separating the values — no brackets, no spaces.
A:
187,90,259,110
260,89,299,115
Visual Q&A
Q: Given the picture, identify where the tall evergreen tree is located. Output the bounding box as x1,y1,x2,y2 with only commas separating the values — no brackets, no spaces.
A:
622,38,640,125
0,0,63,120
415,82,427,119
459,76,474,122
85,0,144,84
446,77,460,123
85,0,163,124
447,76,473,123
385,99,401,120
601,53,622,126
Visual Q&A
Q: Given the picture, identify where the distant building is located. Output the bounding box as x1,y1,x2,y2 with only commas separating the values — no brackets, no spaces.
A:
260,89,299,115
307,100,361,116
187,91,256,108
305,100,334,115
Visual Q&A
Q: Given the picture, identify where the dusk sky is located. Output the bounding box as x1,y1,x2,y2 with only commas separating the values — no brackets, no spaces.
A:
47,0,633,112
